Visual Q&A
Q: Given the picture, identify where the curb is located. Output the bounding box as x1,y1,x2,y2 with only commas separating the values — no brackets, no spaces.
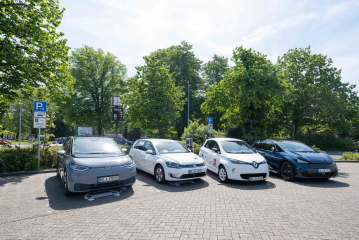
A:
2,168,56,177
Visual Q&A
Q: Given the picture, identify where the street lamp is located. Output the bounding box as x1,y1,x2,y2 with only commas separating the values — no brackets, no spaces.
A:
19,100,22,148
188,84,190,128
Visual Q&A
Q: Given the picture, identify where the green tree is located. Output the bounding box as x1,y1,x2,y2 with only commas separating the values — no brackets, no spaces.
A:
202,46,288,141
0,0,73,103
148,41,203,137
62,46,127,135
277,46,358,133
202,54,229,86
122,57,185,137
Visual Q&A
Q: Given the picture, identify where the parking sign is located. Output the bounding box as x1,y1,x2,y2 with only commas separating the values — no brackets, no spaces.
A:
208,117,213,124
34,101,47,112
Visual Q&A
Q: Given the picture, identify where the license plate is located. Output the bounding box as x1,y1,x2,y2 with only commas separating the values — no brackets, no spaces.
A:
318,169,331,173
189,169,201,174
249,176,263,181
98,175,119,183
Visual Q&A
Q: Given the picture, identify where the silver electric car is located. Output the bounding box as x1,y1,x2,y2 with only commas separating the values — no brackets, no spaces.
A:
57,137,136,196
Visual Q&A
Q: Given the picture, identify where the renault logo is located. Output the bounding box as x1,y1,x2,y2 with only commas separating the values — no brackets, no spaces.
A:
252,162,258,168
105,165,111,170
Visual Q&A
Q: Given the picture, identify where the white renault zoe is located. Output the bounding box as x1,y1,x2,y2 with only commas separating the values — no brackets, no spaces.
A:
129,139,207,184
199,138,269,182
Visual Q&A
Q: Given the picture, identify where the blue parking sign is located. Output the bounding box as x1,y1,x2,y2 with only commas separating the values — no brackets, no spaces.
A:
34,101,47,112
208,117,213,124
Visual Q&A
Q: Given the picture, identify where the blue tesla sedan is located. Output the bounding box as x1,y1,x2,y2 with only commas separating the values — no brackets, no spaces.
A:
252,139,338,181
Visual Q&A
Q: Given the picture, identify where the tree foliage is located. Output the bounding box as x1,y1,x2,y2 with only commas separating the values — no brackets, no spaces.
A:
277,46,358,133
0,0,73,103
62,46,127,135
202,54,229,86
122,56,185,137
202,46,288,141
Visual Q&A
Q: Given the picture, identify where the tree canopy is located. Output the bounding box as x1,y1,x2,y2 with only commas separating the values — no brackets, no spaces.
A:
61,46,127,136
122,56,185,137
0,0,73,103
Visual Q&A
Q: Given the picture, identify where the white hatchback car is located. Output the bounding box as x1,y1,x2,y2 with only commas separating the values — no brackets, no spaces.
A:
199,138,269,183
129,139,207,184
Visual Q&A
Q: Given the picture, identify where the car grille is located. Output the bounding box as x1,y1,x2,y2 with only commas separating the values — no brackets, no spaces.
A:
301,170,337,178
181,163,204,168
74,176,135,191
180,172,206,179
240,173,267,179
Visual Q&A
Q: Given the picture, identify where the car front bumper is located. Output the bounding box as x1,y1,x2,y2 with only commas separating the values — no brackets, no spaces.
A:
67,164,136,192
164,165,207,181
294,163,338,178
226,163,269,181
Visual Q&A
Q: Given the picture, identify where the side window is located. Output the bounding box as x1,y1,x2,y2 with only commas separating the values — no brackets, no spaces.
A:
212,141,220,150
134,140,145,151
64,139,72,155
144,141,155,153
62,139,70,151
264,141,275,151
204,140,212,149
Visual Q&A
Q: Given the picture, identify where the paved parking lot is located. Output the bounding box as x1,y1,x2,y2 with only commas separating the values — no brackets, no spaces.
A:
0,162,358,239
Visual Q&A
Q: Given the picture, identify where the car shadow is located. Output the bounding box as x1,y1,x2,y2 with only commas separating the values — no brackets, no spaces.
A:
206,170,276,190
44,176,134,211
269,172,350,188
135,169,209,192
0,174,30,187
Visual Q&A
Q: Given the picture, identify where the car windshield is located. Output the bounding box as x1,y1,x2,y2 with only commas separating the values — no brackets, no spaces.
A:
277,141,315,152
220,140,256,154
156,142,189,154
74,138,123,154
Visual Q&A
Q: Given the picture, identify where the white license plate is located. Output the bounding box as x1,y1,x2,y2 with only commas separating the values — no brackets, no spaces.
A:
98,175,119,183
249,176,263,181
318,169,331,173
189,169,201,174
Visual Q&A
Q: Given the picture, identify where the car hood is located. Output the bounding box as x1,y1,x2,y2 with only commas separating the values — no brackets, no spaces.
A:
289,152,333,164
225,152,265,163
159,153,203,165
72,154,132,168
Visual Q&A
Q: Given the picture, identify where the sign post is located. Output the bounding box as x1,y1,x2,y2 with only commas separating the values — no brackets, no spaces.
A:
111,96,123,140
208,117,213,138
34,101,47,170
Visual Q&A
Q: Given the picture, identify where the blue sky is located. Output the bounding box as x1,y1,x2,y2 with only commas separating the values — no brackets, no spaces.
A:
58,0,359,89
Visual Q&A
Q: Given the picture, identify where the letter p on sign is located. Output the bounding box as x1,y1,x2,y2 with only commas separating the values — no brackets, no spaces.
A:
34,101,47,112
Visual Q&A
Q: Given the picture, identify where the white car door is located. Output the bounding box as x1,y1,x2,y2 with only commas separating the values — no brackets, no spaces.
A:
143,141,157,174
200,140,215,172
132,140,146,169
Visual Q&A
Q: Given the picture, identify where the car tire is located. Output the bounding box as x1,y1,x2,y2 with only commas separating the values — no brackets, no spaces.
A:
218,166,229,183
280,161,295,181
155,165,166,184
63,170,72,196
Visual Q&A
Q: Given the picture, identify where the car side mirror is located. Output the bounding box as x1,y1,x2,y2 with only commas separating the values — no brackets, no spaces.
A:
57,150,65,155
212,148,220,153
271,147,276,153
122,148,127,153
146,150,154,155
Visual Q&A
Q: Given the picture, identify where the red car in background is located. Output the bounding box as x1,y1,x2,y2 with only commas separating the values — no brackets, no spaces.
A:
0,139,11,146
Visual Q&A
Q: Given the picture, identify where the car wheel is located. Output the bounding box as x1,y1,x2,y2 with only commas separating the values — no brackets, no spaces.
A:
63,170,72,196
155,165,166,184
218,166,229,183
280,161,295,181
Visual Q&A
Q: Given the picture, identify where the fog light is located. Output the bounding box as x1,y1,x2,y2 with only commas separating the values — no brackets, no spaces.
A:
169,173,179,178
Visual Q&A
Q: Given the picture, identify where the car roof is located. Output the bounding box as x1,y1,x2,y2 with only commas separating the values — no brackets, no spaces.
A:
138,139,178,144
206,138,244,141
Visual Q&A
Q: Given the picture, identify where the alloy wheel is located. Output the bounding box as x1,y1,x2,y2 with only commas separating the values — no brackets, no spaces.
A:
281,162,294,181
218,167,228,183
156,167,163,183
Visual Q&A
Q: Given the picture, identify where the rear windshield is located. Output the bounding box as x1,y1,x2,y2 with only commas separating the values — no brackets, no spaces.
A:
74,138,123,154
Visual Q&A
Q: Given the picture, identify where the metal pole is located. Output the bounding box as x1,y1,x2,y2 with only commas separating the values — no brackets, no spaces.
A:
38,128,41,170
188,84,190,128
115,121,118,141
19,100,22,148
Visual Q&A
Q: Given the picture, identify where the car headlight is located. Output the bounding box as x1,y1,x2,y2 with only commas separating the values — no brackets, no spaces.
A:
69,163,90,171
166,161,182,168
228,158,247,164
260,159,267,164
293,158,310,164
122,160,134,167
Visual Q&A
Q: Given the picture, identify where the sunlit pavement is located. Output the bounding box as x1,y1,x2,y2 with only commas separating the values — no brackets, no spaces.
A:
0,163,358,239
